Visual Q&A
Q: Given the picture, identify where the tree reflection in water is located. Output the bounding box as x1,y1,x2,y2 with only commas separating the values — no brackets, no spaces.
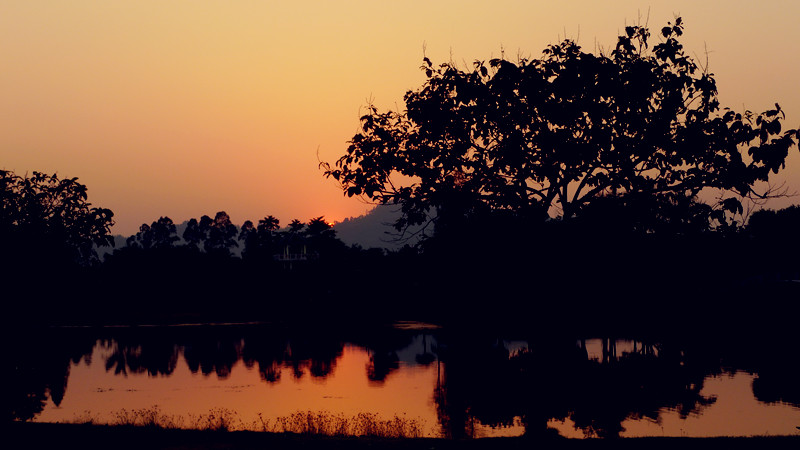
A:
8,325,800,439
432,335,795,438
8,329,95,422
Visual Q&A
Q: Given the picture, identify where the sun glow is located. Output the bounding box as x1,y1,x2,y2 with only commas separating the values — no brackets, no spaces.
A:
1,1,798,234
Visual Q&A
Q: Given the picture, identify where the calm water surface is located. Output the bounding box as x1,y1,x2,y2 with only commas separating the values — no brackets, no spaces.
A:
13,323,800,438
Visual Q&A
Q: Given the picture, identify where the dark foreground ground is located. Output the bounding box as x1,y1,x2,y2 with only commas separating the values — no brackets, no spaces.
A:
10,423,800,450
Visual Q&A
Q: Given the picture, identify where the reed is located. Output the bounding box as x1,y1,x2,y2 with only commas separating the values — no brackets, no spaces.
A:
112,406,184,429
188,407,241,432
71,410,100,425
67,407,428,438
255,410,425,438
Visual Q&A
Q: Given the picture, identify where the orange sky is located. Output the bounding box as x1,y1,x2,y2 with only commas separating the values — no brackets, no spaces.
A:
2,1,799,235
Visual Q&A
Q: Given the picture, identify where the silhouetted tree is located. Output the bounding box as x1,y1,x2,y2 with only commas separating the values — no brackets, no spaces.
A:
259,215,280,233
183,218,203,251
288,219,304,233
748,205,800,240
200,212,239,256
305,216,345,259
257,215,280,255
176,211,240,256
324,18,799,236
126,223,151,249
306,216,334,238
744,204,800,281
239,220,258,254
273,218,308,265
2,170,115,323
126,216,179,249
0,170,114,265
241,215,281,261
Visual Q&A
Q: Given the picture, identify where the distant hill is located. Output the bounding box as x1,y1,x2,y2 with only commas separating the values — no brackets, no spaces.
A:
96,235,128,261
333,204,427,250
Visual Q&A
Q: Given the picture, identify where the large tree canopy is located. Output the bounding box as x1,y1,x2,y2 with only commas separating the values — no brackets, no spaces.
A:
0,170,114,265
325,19,799,235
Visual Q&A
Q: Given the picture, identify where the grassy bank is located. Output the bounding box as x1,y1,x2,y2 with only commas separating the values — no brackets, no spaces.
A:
9,422,800,450
66,407,427,438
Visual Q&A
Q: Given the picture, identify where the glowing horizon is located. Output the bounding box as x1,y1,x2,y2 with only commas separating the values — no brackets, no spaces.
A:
2,1,799,235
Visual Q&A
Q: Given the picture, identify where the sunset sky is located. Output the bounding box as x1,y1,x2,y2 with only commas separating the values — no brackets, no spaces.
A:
2,1,799,235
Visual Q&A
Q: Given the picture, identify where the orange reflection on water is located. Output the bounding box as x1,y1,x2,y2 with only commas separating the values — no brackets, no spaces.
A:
36,342,441,435
29,334,800,439
548,372,800,438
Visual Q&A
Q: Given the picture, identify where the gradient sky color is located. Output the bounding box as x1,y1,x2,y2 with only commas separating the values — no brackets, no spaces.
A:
2,1,799,235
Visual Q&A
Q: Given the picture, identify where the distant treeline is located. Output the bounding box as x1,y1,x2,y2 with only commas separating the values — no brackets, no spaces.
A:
91,211,422,326
14,206,800,331
2,170,799,329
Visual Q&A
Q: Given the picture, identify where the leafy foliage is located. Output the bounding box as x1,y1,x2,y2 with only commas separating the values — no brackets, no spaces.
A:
748,204,800,239
240,215,281,260
126,216,179,250
325,18,799,234
203,211,239,255
0,169,114,265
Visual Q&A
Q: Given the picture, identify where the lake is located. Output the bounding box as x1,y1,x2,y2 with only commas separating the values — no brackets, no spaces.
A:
11,322,800,438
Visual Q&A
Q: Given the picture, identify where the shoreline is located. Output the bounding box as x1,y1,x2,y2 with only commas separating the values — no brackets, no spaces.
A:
9,422,800,450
